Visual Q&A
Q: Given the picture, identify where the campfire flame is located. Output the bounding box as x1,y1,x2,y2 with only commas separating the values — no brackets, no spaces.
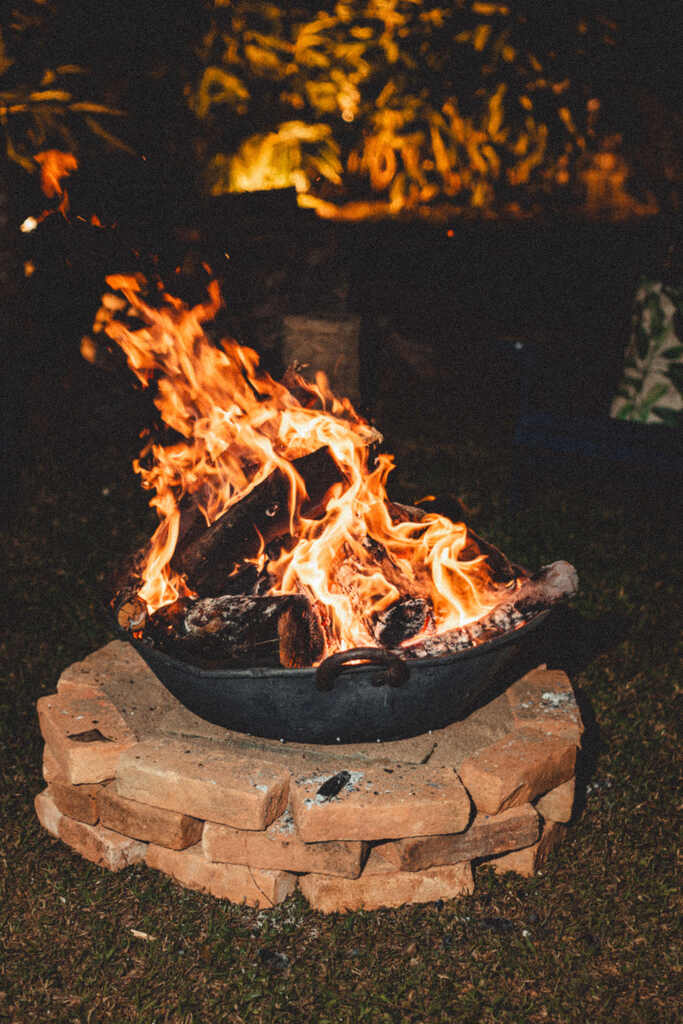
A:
98,276,518,657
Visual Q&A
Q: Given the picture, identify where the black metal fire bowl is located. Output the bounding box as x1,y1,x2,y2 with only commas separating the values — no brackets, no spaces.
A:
125,610,551,744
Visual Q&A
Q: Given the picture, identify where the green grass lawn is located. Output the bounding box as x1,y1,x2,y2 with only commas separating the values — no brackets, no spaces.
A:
1,363,680,1023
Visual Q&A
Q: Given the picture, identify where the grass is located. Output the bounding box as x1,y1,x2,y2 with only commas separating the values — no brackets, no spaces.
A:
1,352,681,1024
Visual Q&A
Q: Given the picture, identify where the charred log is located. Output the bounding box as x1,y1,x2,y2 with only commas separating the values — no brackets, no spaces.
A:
399,561,578,659
375,597,431,647
172,447,344,596
151,593,325,669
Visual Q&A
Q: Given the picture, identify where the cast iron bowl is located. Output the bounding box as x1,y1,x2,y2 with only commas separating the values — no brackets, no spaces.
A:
122,609,551,744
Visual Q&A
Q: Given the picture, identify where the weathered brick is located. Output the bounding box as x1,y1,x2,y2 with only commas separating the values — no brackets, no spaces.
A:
458,728,576,815
203,810,366,878
299,854,473,913
430,692,514,768
98,784,203,849
35,788,64,838
36,693,136,784
116,736,289,830
374,803,540,872
535,778,575,823
42,745,61,784
506,668,583,744
290,764,471,843
490,820,567,877
58,815,147,871
146,843,297,907
48,779,102,825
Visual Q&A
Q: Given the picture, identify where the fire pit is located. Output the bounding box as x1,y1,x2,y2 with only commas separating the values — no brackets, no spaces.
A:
33,273,586,911
94,275,578,743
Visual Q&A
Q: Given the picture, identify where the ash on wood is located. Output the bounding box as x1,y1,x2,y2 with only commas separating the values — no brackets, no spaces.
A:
172,447,343,596
158,594,325,669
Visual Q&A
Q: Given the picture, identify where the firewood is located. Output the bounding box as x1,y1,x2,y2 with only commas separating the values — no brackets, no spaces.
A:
172,447,344,596
399,561,578,658
154,593,325,669
374,596,431,647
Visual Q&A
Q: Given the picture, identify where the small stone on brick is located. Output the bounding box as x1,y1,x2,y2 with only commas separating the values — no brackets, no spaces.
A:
290,764,471,843
98,784,203,849
146,843,297,907
458,728,576,816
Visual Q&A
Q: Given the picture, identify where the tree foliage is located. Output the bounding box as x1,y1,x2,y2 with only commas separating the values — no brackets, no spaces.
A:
192,1,622,216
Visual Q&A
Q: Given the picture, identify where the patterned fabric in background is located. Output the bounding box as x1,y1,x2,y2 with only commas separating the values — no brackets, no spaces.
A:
611,278,683,427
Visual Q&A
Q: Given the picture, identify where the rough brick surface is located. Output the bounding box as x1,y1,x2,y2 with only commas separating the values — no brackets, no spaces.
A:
290,764,471,843
203,810,367,877
35,788,64,838
430,692,514,768
299,854,473,913
146,843,297,907
98,784,203,849
116,736,290,830
535,778,575,823
490,820,567,877
36,693,137,784
57,641,147,700
42,745,61,784
506,668,583,744
458,728,576,816
375,803,540,872
48,779,102,825
58,815,147,871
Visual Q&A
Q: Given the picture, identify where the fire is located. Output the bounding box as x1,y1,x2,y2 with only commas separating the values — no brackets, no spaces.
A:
98,276,515,657
21,151,78,232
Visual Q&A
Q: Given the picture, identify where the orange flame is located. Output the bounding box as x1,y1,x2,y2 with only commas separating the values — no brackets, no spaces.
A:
100,277,513,657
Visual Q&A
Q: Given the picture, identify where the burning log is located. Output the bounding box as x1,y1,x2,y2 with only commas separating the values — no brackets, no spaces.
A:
154,594,325,668
172,447,344,596
400,561,578,659
375,597,431,648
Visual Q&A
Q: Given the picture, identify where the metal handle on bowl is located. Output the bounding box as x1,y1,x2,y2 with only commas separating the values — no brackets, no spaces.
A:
315,647,409,692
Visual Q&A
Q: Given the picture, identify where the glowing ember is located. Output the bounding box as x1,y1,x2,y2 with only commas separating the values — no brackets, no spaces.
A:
96,276,526,661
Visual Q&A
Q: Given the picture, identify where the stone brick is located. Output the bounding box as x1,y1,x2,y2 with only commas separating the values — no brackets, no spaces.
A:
58,815,147,871
490,820,567,877
458,728,576,816
203,810,367,878
116,736,289,830
430,692,514,769
159,706,437,768
535,778,575,823
48,779,102,825
42,745,61,783
506,668,583,745
299,855,473,913
35,788,64,838
290,764,471,843
36,693,137,784
374,803,540,872
98,784,203,850
146,843,297,907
